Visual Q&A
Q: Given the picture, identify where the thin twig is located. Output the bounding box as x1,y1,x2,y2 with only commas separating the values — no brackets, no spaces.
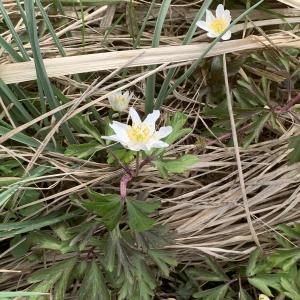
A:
223,53,261,249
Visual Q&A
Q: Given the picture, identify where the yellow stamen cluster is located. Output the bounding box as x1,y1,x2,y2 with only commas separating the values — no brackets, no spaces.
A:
210,18,227,34
115,95,127,104
127,124,151,143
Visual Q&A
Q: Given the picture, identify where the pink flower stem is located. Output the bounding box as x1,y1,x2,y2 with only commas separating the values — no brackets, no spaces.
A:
119,155,154,201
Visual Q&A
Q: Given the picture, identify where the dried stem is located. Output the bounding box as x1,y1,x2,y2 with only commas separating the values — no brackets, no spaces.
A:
223,53,261,249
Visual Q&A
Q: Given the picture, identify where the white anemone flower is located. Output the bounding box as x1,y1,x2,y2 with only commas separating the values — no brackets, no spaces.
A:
196,4,232,40
258,295,270,300
108,90,133,112
102,107,172,151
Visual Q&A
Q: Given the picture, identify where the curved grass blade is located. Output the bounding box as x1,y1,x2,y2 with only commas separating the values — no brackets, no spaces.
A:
23,0,76,144
0,80,39,131
0,3,30,61
145,0,171,113
0,35,25,62
155,0,213,109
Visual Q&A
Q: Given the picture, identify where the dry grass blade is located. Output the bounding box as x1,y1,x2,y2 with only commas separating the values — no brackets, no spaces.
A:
276,0,300,9
1,33,300,84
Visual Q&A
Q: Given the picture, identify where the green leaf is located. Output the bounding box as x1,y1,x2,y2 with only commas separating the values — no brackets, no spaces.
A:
268,248,300,271
10,235,30,258
246,248,262,277
126,199,160,232
18,190,43,217
240,288,253,300
154,154,198,177
195,270,227,282
55,258,77,300
107,149,135,165
78,260,110,300
243,112,271,147
148,249,177,277
165,112,191,144
83,191,123,231
288,135,300,164
204,256,229,281
193,284,229,299
28,257,77,284
65,142,102,159
74,115,102,143
248,274,282,297
29,258,77,298
28,232,74,254
278,224,300,241
281,277,300,299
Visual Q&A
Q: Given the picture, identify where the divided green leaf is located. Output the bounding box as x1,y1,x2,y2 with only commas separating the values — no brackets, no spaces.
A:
83,191,123,231
126,199,160,232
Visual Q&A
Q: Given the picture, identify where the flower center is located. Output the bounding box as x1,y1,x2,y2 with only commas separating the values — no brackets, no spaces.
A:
210,18,227,34
127,124,151,143
115,95,127,104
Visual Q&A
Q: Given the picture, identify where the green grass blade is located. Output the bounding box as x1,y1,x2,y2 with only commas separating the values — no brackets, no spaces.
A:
0,292,49,298
0,2,30,61
10,85,41,118
0,210,81,239
167,0,264,97
155,0,213,109
145,0,171,114
0,123,56,151
23,0,77,144
0,35,25,62
133,0,156,49
35,0,66,57
0,166,51,210
0,80,39,131
42,0,125,4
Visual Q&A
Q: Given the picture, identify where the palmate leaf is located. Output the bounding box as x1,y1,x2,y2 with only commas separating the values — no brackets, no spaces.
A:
29,258,77,299
83,191,123,231
126,199,160,232
148,249,177,277
78,260,110,300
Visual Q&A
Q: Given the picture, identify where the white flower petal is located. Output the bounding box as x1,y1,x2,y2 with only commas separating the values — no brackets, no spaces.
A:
207,31,217,38
155,126,172,139
206,9,215,23
101,134,124,143
223,10,231,23
151,140,169,148
110,121,129,131
216,4,225,18
126,142,147,151
222,30,231,40
196,20,211,32
143,110,160,128
109,122,129,141
129,107,141,125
